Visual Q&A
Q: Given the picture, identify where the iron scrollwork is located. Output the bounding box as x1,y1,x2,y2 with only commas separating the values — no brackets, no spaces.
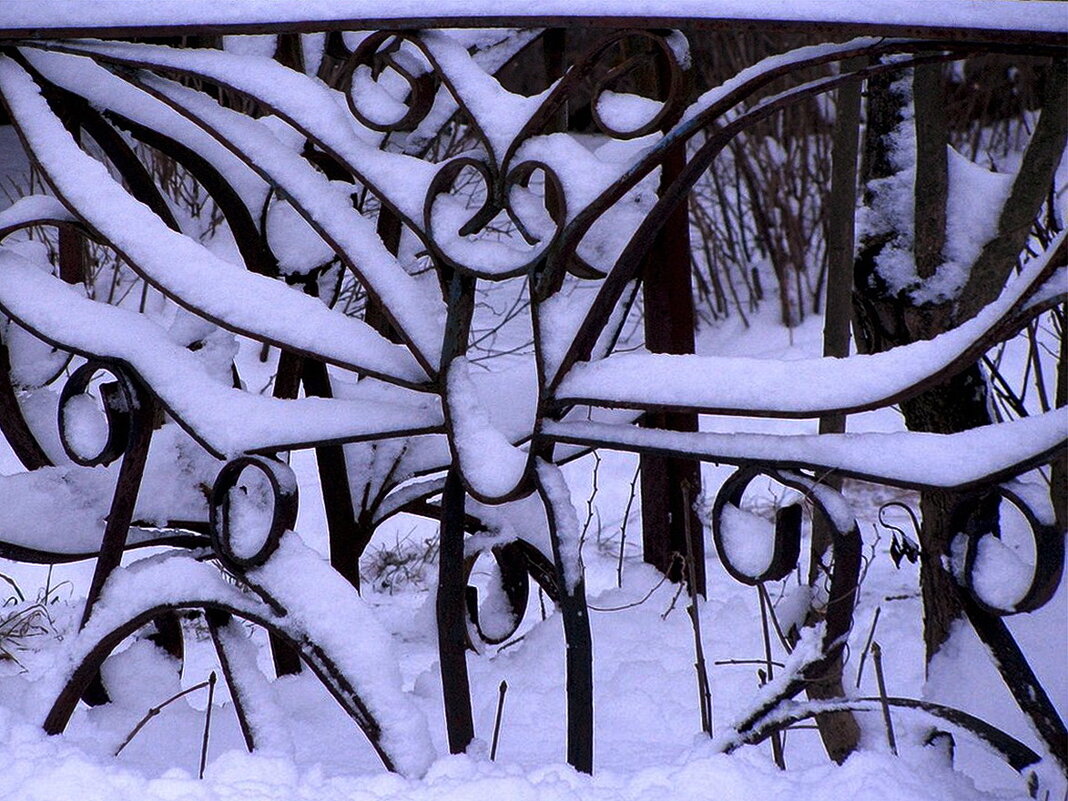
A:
0,9,1062,783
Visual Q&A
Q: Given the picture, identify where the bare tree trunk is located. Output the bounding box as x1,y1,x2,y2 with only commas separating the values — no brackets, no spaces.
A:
855,68,991,661
854,59,1067,664
807,60,864,762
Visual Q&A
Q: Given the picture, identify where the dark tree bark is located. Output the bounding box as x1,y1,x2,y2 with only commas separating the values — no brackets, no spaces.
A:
640,76,705,597
806,60,864,763
854,60,1067,664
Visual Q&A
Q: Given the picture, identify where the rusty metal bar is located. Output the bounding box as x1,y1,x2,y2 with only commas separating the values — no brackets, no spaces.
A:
2,6,1064,47
639,140,705,596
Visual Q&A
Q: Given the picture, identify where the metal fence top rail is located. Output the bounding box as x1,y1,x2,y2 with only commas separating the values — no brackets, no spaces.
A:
0,0,1065,44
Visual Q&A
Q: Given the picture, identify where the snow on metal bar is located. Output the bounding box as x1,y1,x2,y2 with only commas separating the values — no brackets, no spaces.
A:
37,40,432,228
0,56,430,388
21,48,269,220
0,16,1062,784
543,411,1067,493
0,0,1064,39
38,543,435,776
0,249,443,457
556,233,1067,417
30,40,447,363
0,193,76,233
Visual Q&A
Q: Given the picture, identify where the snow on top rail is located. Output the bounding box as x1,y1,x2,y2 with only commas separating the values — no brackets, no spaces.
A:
544,411,1066,493
0,0,1064,43
556,233,1067,417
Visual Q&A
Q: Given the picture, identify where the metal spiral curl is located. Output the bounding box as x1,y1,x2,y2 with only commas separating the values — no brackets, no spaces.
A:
710,466,805,586
710,466,862,673
209,455,298,573
423,155,571,281
715,466,863,745
951,485,1065,616
586,30,688,140
57,359,150,467
338,32,439,134
463,539,559,651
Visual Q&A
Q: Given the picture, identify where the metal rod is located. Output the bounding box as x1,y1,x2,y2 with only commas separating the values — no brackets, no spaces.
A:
490,680,508,761
199,671,218,779
871,642,898,756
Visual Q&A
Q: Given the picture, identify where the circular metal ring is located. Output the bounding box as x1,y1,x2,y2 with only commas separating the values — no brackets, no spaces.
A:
588,30,687,140
464,541,529,650
339,32,438,133
952,486,1064,616
58,359,145,467
210,455,298,572
463,538,559,650
711,466,803,585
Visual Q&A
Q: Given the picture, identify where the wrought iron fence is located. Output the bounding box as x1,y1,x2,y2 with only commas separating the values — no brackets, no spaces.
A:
0,3,1064,782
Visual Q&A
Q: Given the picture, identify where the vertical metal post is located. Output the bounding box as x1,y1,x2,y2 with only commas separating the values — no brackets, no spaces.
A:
266,350,304,677
437,466,476,753
639,141,705,596
437,269,476,753
301,357,363,590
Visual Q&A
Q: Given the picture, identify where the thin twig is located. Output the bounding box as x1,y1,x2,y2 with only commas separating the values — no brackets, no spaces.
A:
757,583,794,654
714,658,787,668
683,483,714,736
758,585,786,769
660,574,686,620
0,573,24,603
199,671,217,779
578,451,601,555
871,642,898,756
855,606,882,689
616,462,641,588
490,680,508,761
590,567,674,612
115,677,214,756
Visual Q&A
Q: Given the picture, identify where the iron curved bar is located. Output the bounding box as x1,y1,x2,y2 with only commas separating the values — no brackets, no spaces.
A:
724,696,1043,774
537,36,1060,302
547,49,981,383
0,529,210,564
711,466,861,674
0,50,441,384
710,466,803,586
541,415,1066,495
41,597,400,774
22,39,444,305
952,483,1065,616
0,321,59,470
463,538,560,650
551,239,1066,418
209,455,299,573
55,359,159,627
340,32,440,136
58,359,146,467
24,33,552,285
503,28,691,171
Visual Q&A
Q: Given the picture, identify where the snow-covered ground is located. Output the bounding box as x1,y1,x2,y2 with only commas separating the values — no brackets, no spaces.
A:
0,295,1062,801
